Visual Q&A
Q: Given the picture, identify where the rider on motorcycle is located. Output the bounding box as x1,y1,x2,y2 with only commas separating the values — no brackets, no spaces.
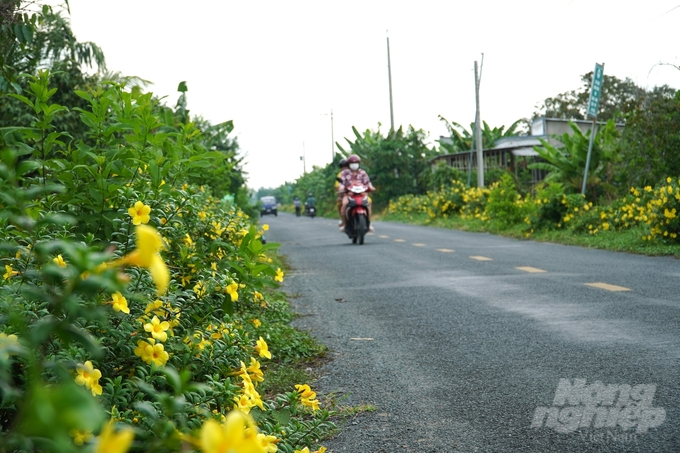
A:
305,192,316,215
338,154,375,232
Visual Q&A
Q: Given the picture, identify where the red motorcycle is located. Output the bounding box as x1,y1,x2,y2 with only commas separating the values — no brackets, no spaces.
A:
344,183,371,244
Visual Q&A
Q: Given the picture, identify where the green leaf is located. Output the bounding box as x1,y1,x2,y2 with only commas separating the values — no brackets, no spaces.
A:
21,24,34,44
222,298,234,316
18,381,105,443
55,324,102,358
8,93,35,110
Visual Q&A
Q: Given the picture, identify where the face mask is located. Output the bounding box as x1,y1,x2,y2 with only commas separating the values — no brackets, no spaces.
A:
349,163,359,171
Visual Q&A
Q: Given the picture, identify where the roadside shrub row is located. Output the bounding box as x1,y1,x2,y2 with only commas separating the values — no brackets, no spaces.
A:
0,71,331,453
387,172,680,245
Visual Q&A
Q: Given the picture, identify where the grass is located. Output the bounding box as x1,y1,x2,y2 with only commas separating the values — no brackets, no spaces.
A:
377,212,680,258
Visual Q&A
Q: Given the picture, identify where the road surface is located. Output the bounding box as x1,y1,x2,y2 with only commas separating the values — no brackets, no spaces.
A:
264,213,680,452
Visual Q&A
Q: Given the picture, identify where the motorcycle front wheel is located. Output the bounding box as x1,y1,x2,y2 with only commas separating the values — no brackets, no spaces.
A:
357,214,367,245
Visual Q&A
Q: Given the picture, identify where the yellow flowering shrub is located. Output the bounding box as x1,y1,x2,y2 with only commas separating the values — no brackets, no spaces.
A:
0,72,333,453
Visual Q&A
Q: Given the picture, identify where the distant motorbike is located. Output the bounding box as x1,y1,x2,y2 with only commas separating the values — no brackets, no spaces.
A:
305,205,316,218
343,183,370,244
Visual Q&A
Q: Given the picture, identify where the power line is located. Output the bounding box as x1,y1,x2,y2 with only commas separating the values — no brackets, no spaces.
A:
646,3,680,24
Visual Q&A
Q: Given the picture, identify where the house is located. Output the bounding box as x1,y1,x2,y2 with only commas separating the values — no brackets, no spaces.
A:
430,117,619,185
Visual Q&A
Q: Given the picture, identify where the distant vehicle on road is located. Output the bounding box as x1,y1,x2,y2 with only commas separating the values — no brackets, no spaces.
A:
259,196,277,217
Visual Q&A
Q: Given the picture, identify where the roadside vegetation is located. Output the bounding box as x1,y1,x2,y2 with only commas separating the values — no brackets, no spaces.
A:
266,62,680,258
3,1,680,452
0,3,337,452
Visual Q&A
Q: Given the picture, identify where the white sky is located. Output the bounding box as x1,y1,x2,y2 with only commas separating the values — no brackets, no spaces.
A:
64,0,680,190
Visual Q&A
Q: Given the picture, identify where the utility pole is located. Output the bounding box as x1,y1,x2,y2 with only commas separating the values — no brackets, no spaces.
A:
474,59,484,188
322,110,336,161
302,142,306,174
386,31,395,132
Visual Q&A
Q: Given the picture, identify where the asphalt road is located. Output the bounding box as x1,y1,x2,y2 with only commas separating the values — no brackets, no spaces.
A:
263,212,680,453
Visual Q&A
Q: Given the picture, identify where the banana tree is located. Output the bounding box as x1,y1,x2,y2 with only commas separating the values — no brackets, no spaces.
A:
529,120,620,199
437,115,523,152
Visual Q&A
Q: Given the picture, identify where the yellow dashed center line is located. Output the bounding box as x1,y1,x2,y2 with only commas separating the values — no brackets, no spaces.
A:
379,235,389,238
516,266,547,273
469,256,493,261
585,282,631,292
412,243,426,247
394,239,406,243
437,248,455,253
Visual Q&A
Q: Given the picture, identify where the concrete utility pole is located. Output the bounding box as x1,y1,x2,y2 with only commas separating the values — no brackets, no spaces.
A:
322,110,336,161
387,31,395,132
474,59,484,188
302,142,306,174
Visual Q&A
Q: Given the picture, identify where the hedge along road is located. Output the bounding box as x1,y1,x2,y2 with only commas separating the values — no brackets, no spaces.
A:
264,212,680,452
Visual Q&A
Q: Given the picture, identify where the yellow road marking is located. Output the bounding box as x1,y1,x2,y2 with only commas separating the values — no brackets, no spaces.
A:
585,282,631,292
516,266,547,273
412,243,426,247
379,235,389,238
469,256,492,261
394,239,406,242
437,248,455,253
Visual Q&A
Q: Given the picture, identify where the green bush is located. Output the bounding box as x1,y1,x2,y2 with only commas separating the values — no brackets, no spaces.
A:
484,173,528,228
0,71,333,453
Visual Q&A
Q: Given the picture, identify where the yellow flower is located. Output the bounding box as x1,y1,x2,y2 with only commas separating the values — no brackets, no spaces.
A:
53,254,67,268
75,361,103,396
134,339,154,363
294,448,327,453
262,224,269,231
198,211,207,221
194,281,207,298
3,264,19,280
144,316,170,342
0,333,19,360
226,282,239,302
134,338,169,366
252,319,262,328
199,411,265,453
145,299,164,316
128,201,151,225
295,384,320,411
295,384,316,400
233,394,252,413
94,420,134,453
247,357,264,383
274,268,284,283
256,433,279,453
254,337,271,359
111,292,130,314
69,428,93,446
117,225,170,294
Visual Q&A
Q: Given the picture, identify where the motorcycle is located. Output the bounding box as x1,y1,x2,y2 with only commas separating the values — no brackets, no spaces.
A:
304,204,316,218
343,183,371,244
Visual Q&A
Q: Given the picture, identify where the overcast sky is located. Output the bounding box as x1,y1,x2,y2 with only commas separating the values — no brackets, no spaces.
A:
65,1,680,190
